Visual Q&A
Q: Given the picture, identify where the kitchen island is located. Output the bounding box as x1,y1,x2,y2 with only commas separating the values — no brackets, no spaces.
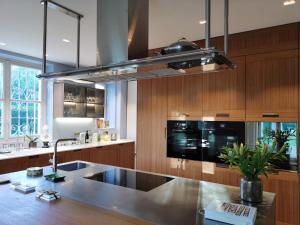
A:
0,161,275,225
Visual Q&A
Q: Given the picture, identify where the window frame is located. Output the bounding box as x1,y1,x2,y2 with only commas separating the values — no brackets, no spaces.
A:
0,58,46,142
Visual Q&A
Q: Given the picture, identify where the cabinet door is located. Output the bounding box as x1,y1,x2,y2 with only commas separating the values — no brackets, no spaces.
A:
62,149,90,163
136,79,153,172
167,76,183,118
165,158,180,176
246,50,298,122
182,74,203,119
203,56,245,121
167,75,202,119
25,154,50,168
180,160,202,180
90,146,118,166
0,158,26,174
117,143,135,169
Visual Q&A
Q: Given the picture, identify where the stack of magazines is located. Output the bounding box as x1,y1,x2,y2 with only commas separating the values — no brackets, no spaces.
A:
204,201,257,225
36,190,61,202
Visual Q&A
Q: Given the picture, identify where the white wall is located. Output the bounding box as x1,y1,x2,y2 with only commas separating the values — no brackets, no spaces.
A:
126,81,137,140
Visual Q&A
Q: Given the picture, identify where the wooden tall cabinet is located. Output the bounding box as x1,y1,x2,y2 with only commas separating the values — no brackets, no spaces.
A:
202,56,246,121
246,50,299,122
136,78,168,174
167,74,202,119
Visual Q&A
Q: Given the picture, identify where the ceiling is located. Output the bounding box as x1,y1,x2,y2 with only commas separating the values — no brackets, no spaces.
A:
0,0,299,66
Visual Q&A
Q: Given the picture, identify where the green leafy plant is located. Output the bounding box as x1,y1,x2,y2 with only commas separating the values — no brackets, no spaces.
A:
219,142,287,180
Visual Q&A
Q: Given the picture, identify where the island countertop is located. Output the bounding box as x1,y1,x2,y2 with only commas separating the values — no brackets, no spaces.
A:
2,161,275,225
0,139,134,161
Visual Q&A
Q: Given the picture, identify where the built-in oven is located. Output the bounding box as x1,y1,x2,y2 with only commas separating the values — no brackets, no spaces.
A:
201,121,245,164
167,121,202,160
167,120,245,163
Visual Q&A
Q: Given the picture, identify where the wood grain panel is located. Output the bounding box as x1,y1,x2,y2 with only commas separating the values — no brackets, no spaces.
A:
180,160,202,180
151,78,168,174
117,143,135,169
167,76,183,117
182,74,203,119
136,79,153,172
90,146,118,166
203,56,246,121
246,50,299,122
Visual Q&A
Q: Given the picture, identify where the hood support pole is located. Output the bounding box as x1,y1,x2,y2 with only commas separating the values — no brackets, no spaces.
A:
41,0,83,73
205,0,211,48
224,0,229,55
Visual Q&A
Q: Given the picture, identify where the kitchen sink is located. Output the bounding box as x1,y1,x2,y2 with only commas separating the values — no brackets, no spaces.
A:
57,162,89,171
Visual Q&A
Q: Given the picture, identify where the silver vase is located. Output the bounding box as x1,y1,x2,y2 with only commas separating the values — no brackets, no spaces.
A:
240,177,263,203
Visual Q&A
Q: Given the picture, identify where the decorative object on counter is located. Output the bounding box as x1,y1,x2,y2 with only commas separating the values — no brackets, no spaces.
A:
40,124,52,148
26,135,38,148
36,189,61,202
96,118,105,128
0,176,10,184
204,201,257,225
110,133,117,141
219,142,287,202
85,130,90,143
11,182,36,194
101,131,111,142
27,167,43,177
92,132,100,143
44,173,65,183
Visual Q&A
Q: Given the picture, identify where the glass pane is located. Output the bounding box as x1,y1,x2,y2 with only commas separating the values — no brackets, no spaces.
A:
246,122,298,171
10,101,40,136
0,63,3,99
11,65,41,101
0,101,3,138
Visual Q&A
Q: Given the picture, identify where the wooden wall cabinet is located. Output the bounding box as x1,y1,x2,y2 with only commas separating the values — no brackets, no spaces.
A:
167,74,202,119
246,50,299,122
202,56,246,121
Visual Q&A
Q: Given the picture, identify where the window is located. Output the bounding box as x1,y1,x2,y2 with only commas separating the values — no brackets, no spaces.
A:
0,63,3,138
10,65,41,136
0,61,43,140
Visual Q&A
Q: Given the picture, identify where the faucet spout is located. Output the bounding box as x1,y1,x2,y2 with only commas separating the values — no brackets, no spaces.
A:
52,138,77,173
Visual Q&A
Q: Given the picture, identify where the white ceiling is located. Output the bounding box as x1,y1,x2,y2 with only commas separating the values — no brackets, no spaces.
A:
0,0,299,66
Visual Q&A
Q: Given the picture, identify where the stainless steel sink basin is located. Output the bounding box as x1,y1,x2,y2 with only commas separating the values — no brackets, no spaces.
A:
57,162,89,171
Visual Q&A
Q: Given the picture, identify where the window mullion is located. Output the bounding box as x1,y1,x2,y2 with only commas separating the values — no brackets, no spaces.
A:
3,61,11,141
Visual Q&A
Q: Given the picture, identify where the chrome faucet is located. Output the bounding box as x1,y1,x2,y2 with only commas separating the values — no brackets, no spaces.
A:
51,138,77,173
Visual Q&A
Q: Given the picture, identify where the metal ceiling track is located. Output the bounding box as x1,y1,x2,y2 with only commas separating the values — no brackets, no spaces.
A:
40,0,83,73
38,0,235,83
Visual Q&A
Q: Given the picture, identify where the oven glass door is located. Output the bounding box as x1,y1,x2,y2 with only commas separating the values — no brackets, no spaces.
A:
167,121,202,160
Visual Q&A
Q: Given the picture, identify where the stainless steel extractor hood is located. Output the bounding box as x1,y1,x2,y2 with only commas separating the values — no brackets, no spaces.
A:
37,0,236,82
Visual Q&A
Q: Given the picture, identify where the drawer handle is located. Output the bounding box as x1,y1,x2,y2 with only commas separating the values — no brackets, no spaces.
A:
216,113,230,117
262,113,279,118
72,149,82,152
28,155,39,159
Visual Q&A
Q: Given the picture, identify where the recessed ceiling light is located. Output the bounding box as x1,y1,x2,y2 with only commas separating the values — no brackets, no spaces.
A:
62,38,71,43
199,20,207,25
0,42,7,46
283,0,296,6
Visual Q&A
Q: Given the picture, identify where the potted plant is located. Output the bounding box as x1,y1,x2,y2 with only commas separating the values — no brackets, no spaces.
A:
219,141,287,203
262,128,295,153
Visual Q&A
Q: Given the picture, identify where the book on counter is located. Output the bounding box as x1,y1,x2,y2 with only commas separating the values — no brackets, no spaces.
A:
204,201,257,225
11,182,36,194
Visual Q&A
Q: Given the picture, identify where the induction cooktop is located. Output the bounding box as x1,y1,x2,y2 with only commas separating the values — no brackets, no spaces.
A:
84,168,174,192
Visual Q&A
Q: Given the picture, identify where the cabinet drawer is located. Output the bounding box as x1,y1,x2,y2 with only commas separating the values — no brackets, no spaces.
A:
246,111,298,122
203,110,245,121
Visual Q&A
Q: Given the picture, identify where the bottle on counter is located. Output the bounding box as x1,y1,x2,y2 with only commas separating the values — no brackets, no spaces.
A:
85,130,89,143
